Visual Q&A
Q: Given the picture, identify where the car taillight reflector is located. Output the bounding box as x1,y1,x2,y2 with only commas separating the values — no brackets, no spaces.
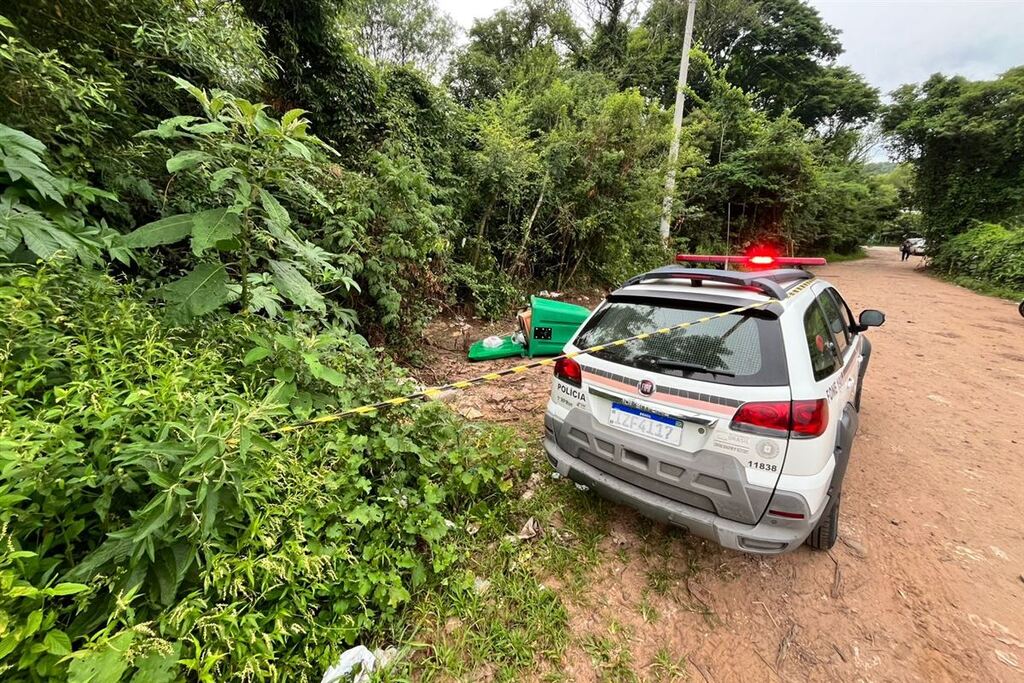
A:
554,356,582,387
731,401,790,436
730,399,828,438
768,509,806,519
790,398,829,438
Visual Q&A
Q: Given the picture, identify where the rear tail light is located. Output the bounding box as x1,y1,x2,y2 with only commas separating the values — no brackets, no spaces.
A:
730,399,828,438
790,399,829,438
554,356,582,387
731,401,790,436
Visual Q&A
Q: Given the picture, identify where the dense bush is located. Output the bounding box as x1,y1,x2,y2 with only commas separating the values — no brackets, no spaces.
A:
0,264,516,681
884,68,1024,244
928,222,1024,292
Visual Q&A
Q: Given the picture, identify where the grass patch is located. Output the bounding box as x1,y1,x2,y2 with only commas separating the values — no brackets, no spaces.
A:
936,272,1024,302
381,448,611,680
581,633,638,682
649,648,689,681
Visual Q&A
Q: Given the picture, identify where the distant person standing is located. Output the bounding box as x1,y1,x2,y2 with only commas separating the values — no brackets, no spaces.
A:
900,239,911,261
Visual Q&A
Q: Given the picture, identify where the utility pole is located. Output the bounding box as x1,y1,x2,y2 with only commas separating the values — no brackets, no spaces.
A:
659,0,697,243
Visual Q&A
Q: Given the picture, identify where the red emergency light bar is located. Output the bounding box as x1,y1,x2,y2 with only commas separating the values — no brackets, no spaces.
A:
675,254,827,267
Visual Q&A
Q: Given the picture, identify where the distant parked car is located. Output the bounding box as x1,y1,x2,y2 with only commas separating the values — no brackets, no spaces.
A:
908,238,926,255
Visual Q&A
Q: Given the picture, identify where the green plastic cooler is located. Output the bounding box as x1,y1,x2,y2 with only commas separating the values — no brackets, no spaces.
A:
468,296,590,361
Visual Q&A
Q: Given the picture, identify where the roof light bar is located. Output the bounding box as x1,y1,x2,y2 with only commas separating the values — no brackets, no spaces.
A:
676,254,827,266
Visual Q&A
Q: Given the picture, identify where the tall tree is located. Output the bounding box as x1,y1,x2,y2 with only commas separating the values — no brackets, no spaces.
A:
240,0,385,156
446,0,582,103
623,0,879,134
882,67,1024,242
346,0,459,77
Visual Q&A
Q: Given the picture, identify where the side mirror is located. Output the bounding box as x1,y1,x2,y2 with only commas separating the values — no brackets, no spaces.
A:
857,309,885,329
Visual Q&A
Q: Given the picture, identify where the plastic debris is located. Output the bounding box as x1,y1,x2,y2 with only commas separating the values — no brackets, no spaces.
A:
482,335,504,349
457,406,484,419
516,517,542,541
321,646,376,683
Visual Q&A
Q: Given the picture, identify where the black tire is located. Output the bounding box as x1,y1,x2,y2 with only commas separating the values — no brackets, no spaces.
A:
853,377,864,413
806,493,840,550
1019,300,1024,318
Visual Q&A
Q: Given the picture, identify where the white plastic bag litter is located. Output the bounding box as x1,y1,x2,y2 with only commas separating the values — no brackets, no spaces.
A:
482,335,504,349
321,646,376,683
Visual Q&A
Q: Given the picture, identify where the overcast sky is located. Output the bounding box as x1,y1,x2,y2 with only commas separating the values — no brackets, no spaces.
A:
436,0,1024,96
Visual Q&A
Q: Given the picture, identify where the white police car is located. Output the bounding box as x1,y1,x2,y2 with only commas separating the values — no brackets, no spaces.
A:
543,256,885,553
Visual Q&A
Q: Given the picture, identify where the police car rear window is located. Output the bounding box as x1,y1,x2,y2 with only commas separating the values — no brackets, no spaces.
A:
573,297,788,386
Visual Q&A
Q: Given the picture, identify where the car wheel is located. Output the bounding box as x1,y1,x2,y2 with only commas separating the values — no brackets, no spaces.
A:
854,377,864,412
806,493,840,551
1019,300,1024,318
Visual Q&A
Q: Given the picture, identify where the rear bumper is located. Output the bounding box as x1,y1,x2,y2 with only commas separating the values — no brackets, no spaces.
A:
543,435,823,554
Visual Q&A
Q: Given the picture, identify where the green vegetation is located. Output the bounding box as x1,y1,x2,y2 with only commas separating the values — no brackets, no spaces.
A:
0,264,522,680
883,67,1024,288
928,223,1024,298
1,0,1019,679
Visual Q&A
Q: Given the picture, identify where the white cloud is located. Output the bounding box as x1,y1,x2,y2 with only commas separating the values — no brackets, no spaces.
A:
809,0,1024,95
438,0,1024,94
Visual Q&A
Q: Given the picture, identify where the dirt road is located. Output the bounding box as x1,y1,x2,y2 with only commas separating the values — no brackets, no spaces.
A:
426,247,1024,681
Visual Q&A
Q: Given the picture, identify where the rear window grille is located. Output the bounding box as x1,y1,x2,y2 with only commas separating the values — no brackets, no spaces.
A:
574,299,787,386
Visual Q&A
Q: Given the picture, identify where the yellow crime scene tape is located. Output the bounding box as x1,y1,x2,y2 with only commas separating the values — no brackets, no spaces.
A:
273,278,817,434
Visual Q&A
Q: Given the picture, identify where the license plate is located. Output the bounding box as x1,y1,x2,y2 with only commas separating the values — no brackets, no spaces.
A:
608,403,682,446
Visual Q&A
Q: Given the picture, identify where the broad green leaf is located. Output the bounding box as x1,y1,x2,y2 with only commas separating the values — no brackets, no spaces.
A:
209,167,238,192
186,121,229,135
247,283,285,318
44,630,73,656
166,150,209,173
272,334,298,351
130,642,181,683
259,189,290,235
157,263,232,319
282,137,312,161
293,176,331,211
2,155,65,204
25,609,43,635
303,355,346,387
201,486,220,537
168,75,209,112
47,582,90,596
131,503,175,543
388,584,411,607
0,224,19,253
0,122,47,156
268,260,325,313
190,208,240,255
0,634,18,659
65,538,133,582
8,585,40,599
68,630,135,683
253,110,278,133
122,214,194,248
281,108,308,128
10,210,61,258
146,115,199,139
243,346,272,365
